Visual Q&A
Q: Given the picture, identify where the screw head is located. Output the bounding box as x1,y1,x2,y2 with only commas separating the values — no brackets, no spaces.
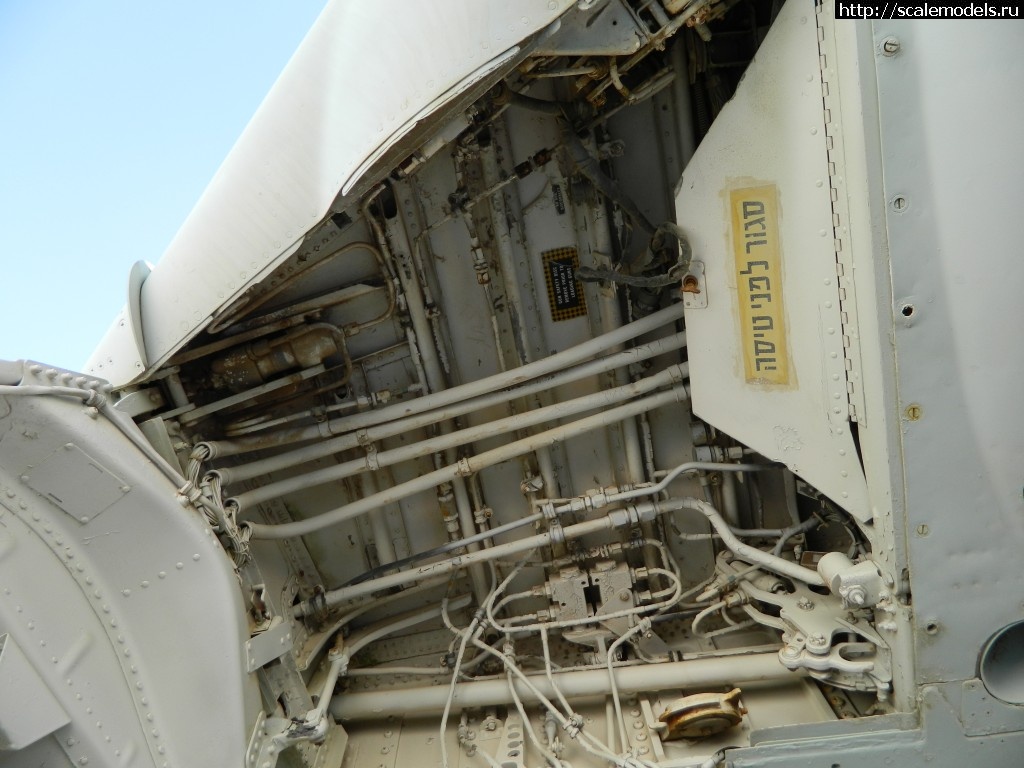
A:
882,36,901,55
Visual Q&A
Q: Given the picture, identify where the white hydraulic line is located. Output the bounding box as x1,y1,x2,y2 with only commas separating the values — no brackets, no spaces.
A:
230,364,686,510
296,500,661,606
330,652,803,720
369,184,489,604
606,618,653,755
440,564,509,768
465,632,652,768
208,302,686,458
245,386,687,540
297,497,818,615
213,331,687,483
338,595,471,670
283,596,470,749
345,665,449,676
490,562,683,636
691,600,729,639
307,507,630,610
481,126,564,504
363,471,397,566
330,513,543,594
540,627,574,719
295,578,448,668
295,492,817,610
676,498,826,587
602,461,768,505
506,661,561,768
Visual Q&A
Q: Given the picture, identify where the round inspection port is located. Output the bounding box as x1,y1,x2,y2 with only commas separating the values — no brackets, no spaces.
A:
980,621,1024,704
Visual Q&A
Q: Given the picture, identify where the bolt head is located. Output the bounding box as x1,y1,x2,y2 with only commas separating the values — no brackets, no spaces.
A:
882,36,900,55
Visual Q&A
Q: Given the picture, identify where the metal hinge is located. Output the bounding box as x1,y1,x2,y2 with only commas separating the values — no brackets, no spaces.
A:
816,3,865,425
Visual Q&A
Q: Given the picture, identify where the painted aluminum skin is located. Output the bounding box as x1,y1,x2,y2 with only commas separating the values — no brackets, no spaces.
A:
2,2,1023,768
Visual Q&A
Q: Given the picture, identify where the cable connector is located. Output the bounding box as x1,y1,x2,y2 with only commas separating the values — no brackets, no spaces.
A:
176,480,203,505
563,712,585,739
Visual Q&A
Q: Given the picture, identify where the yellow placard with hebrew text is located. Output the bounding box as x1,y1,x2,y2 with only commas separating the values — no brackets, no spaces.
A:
730,185,789,385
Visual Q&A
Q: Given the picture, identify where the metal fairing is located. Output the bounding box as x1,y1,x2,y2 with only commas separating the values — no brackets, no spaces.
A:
0,363,259,767
676,0,870,521
3,1,1024,767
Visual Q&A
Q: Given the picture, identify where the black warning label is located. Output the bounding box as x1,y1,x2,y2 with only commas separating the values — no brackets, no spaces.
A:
542,248,587,322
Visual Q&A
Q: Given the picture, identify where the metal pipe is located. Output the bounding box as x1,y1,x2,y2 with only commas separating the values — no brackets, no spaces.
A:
213,332,686,481
507,90,565,116
367,184,488,603
290,511,618,607
481,130,534,369
294,576,446,634
340,595,471,667
329,513,544,593
363,471,396,566
588,189,657,582
480,127,563,505
245,387,686,540
206,303,686,457
231,364,685,509
449,476,489,606
722,471,741,527
330,652,801,720
677,498,826,587
604,461,768,505
287,595,472,747
298,496,698,610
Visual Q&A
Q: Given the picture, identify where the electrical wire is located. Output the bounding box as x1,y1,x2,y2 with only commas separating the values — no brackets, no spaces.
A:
606,618,654,757
505,655,561,767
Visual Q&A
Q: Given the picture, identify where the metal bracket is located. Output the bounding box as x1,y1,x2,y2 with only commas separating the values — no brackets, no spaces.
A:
245,711,289,768
495,713,527,768
246,616,295,673
681,261,707,309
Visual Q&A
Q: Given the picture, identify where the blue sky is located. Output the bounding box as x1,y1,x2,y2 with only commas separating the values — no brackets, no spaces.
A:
0,1,327,370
